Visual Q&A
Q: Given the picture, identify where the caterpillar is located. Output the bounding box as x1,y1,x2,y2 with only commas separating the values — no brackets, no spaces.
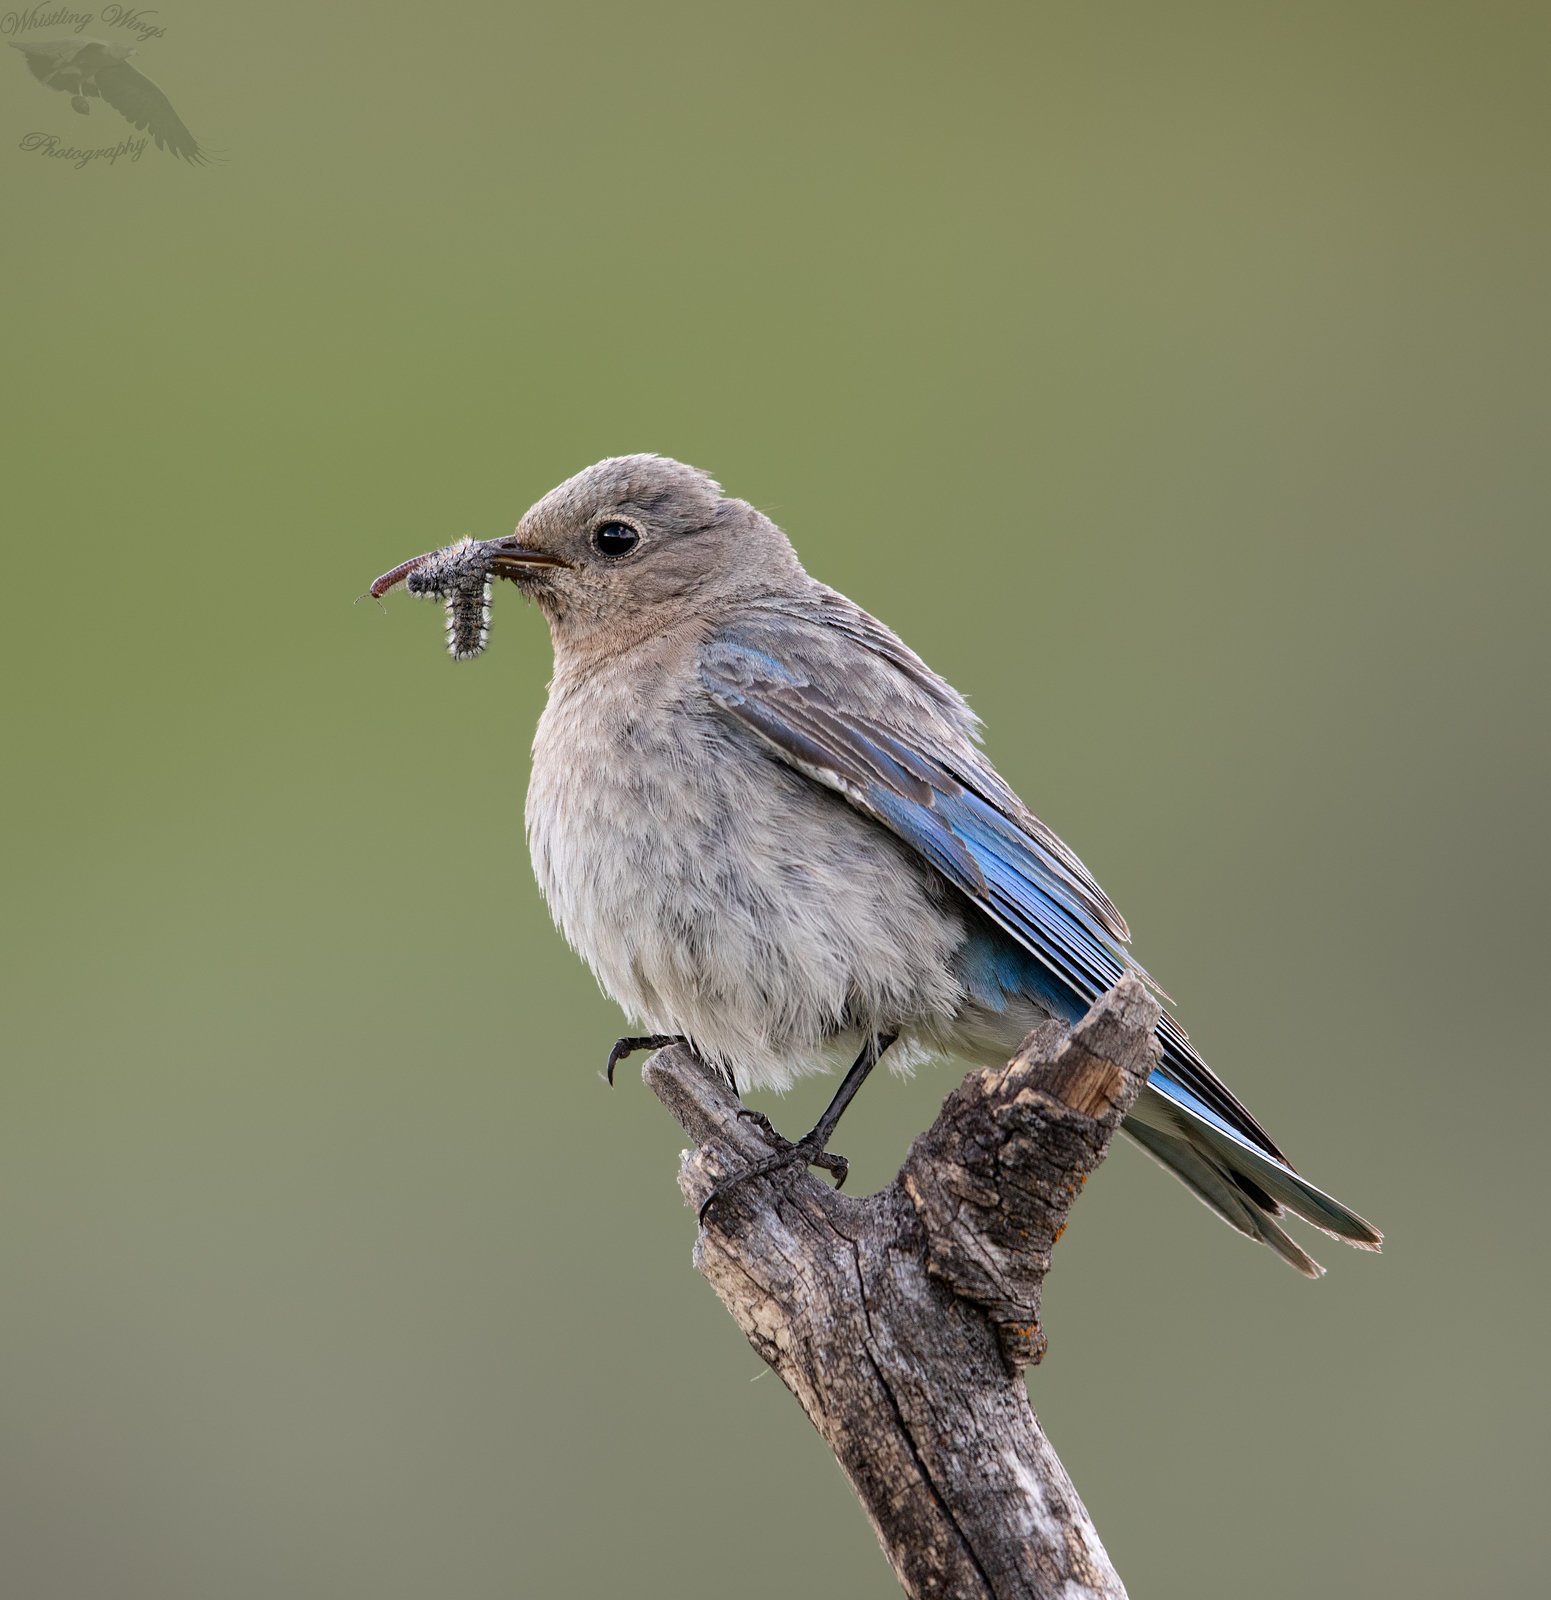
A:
369,536,494,661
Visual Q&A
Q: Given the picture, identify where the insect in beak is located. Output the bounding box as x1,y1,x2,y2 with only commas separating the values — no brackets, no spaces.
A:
368,537,568,600
367,535,570,660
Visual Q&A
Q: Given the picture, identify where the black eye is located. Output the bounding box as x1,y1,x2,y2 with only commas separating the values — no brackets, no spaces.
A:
592,521,640,558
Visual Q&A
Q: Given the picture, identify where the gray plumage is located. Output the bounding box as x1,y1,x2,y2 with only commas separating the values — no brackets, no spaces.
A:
408,454,1380,1274
523,461,978,1088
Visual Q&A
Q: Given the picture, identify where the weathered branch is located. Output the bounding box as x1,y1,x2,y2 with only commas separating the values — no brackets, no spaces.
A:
641,976,1160,1600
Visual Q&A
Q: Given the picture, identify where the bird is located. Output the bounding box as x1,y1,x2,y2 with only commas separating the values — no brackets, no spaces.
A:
10,39,209,164
375,454,1381,1276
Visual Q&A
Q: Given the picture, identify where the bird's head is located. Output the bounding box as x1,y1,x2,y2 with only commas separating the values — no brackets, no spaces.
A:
491,455,801,649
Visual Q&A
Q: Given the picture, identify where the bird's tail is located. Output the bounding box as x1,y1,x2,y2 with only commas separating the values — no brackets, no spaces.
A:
1125,1071,1382,1278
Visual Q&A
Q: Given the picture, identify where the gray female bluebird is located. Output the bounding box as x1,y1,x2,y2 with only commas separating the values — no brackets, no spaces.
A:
379,455,1380,1275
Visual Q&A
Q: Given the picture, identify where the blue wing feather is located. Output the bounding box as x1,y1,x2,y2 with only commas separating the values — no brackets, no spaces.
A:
702,632,1286,1160
700,627,1380,1264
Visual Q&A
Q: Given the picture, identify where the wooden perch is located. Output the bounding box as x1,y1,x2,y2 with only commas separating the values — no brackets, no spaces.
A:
641,975,1161,1600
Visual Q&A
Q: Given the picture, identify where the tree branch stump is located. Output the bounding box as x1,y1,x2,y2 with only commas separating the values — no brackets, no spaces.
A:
641,976,1161,1600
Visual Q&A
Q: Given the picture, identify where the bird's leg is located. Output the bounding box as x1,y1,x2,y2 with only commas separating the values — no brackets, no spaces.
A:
699,1033,897,1224
605,1034,687,1085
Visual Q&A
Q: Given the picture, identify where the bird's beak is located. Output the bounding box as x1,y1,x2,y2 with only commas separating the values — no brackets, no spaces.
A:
487,538,571,578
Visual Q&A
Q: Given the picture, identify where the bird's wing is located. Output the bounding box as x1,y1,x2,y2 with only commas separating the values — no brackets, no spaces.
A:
94,56,207,162
700,619,1288,1162
795,583,1133,942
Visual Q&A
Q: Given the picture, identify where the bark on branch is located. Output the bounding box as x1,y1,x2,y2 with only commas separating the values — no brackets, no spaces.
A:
641,975,1161,1600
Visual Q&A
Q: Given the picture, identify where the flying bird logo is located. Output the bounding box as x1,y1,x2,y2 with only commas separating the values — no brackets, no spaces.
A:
11,38,210,164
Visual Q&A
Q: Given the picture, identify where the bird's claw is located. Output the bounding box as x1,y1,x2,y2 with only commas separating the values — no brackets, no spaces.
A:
734,1107,782,1142
736,1108,851,1184
605,1034,686,1085
698,1133,850,1225
812,1146,850,1187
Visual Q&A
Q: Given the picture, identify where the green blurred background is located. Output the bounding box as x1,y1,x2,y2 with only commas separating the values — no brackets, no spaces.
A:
4,2,1546,1595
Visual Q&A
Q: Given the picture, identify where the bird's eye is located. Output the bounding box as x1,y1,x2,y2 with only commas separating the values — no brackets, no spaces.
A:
592,521,640,558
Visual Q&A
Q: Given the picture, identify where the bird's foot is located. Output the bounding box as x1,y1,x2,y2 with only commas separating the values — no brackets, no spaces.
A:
699,1122,850,1225
734,1107,783,1141
605,1034,686,1085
